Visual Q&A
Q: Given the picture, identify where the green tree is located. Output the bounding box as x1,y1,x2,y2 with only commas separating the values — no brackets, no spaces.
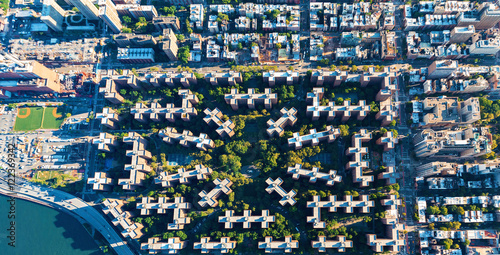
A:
177,46,190,64
426,205,441,215
276,43,282,49
225,140,251,155
319,58,329,66
122,16,132,24
440,206,448,215
176,231,188,240
237,42,243,50
339,125,349,137
270,9,280,20
219,154,242,173
443,239,453,250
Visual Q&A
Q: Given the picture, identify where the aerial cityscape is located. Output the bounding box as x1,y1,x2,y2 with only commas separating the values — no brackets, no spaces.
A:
0,0,500,254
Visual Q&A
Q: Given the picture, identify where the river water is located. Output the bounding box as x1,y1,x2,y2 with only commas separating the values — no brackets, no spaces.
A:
0,194,103,255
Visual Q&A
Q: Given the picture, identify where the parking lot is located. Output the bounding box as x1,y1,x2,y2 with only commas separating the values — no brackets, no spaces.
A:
0,105,15,133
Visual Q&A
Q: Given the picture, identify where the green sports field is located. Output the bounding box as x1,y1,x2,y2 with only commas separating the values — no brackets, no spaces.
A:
42,107,65,129
14,106,66,131
14,107,44,131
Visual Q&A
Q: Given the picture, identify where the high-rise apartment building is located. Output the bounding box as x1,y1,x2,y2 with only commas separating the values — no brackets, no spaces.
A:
153,16,180,32
0,57,61,93
98,0,122,33
129,5,158,21
427,60,458,79
41,0,66,32
449,25,475,44
161,28,178,61
457,3,500,30
413,128,491,158
68,0,100,20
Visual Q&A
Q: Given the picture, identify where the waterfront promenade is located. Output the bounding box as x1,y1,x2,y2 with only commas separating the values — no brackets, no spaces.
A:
0,171,135,255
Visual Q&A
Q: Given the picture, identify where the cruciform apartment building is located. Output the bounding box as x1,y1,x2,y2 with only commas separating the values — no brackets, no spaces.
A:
306,87,370,121
258,236,299,253
198,178,233,207
118,132,152,190
95,107,121,129
155,164,212,187
288,126,340,150
346,129,374,187
159,127,215,151
265,177,297,206
266,107,297,137
193,237,236,254
311,235,353,253
132,89,199,122
93,132,118,152
203,108,236,137
307,195,374,228
141,237,187,254
224,88,278,110
136,196,191,230
218,210,275,229
287,164,342,186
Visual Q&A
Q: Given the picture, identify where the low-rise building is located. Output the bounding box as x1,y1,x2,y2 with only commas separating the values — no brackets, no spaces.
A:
117,48,155,64
114,33,157,48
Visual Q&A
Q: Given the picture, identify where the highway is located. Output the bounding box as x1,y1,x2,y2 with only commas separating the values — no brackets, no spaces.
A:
0,171,135,255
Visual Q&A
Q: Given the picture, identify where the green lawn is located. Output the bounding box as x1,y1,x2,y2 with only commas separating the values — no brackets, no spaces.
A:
14,107,44,131
42,107,65,129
